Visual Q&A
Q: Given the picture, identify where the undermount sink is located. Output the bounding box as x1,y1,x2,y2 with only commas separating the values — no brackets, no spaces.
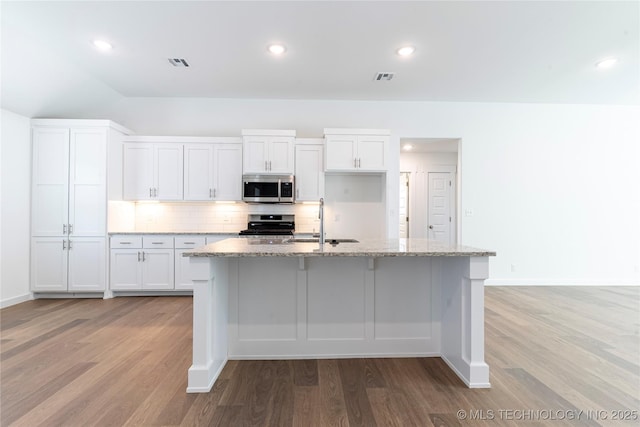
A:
290,238,359,244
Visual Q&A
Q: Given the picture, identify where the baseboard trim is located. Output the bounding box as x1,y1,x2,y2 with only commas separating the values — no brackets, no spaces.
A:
485,279,640,286
0,293,32,309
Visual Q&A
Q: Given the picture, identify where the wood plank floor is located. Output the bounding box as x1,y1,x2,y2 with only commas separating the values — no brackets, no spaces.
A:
1,287,638,426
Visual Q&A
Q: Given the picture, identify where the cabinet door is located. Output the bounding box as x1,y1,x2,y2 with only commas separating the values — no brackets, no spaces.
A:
174,249,194,290
68,129,107,236
123,143,154,200
110,249,142,290
184,144,214,201
68,238,105,291
268,137,295,174
213,144,242,200
142,250,174,290
154,144,184,200
243,137,268,173
325,135,357,171
295,145,324,201
32,128,70,236
31,238,68,291
357,135,387,171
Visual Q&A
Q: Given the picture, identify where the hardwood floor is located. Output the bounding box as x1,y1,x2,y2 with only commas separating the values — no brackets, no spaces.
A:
1,287,638,426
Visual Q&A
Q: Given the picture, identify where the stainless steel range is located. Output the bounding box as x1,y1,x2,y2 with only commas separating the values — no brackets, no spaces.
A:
238,214,295,236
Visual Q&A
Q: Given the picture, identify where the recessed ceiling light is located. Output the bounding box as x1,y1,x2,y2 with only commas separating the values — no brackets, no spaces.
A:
92,39,112,51
403,144,413,151
595,57,618,69
268,44,286,55
397,46,415,56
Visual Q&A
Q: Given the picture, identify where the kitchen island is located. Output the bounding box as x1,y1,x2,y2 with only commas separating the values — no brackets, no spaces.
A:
184,238,496,393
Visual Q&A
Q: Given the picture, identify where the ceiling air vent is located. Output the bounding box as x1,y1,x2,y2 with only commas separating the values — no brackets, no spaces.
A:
374,72,395,81
168,58,190,67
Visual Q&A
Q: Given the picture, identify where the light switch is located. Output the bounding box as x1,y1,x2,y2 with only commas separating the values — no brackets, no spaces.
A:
465,209,474,217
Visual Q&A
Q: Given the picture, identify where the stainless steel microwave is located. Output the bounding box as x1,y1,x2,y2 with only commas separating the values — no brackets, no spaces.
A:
242,175,295,203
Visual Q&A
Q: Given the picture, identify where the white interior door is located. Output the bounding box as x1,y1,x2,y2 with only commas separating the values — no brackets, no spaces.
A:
428,172,451,243
399,172,409,238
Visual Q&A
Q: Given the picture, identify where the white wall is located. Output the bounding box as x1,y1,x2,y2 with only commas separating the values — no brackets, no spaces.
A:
100,98,640,285
1,109,32,307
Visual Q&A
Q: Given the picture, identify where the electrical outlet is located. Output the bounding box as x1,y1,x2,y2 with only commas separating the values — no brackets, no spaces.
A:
465,209,474,217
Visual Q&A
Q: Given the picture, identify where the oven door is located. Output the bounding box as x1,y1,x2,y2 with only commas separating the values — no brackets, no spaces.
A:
243,176,280,203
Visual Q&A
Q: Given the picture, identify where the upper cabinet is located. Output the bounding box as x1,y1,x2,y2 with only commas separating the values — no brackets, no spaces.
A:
32,121,129,237
242,129,295,174
295,139,324,201
324,128,390,172
184,139,243,201
123,138,184,201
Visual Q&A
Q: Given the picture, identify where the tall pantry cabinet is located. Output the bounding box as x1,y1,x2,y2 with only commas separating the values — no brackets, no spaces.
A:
30,120,130,293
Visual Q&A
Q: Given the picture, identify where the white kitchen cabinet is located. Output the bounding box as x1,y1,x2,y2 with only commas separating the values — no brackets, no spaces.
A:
32,127,107,237
109,236,175,290
31,237,106,292
242,130,295,174
31,120,129,294
175,236,207,290
123,142,183,200
294,140,324,201
184,143,242,201
324,129,389,172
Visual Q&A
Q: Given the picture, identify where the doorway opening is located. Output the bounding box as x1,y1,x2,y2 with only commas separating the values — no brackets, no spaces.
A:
399,138,459,244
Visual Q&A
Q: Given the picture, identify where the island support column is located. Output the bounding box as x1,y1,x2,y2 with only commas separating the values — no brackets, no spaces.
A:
439,256,490,388
187,257,229,393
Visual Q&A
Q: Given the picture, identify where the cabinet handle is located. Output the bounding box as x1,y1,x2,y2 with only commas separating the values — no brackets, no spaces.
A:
358,158,361,168
209,188,212,198
184,242,195,245
296,188,299,198
63,240,66,250
154,188,158,197
265,161,268,171
354,158,357,168
150,188,153,197
151,242,163,245
68,240,73,249
69,224,73,234
213,188,216,198
120,242,131,244
269,161,272,171
138,251,141,261
142,251,146,261
63,224,67,234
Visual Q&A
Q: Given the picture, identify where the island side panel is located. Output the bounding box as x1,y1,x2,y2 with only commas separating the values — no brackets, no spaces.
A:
439,256,490,388
227,256,439,358
187,257,229,393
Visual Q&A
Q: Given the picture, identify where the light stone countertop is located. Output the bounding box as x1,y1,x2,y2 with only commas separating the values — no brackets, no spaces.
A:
183,238,496,258
108,231,240,235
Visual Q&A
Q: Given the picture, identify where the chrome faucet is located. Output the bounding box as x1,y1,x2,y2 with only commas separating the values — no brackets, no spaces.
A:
318,198,325,245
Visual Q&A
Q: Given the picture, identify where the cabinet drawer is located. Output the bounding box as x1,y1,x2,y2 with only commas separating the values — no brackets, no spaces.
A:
175,237,206,249
111,236,142,248
142,236,174,249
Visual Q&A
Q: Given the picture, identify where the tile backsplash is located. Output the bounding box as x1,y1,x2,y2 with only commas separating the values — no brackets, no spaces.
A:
109,201,321,234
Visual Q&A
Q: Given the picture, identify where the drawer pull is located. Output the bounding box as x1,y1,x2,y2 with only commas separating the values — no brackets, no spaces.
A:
184,242,195,244
120,242,131,244
151,242,164,245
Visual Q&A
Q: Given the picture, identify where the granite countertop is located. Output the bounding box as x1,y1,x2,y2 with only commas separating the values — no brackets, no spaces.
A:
108,231,240,235
183,238,496,258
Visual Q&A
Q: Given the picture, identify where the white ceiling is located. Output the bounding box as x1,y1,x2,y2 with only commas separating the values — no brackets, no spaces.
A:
2,1,639,117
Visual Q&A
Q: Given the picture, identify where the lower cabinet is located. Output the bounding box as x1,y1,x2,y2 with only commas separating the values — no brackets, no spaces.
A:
110,236,174,290
110,234,235,292
175,237,206,290
31,237,106,292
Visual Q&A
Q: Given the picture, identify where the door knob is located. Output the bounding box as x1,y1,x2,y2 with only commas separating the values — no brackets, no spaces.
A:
429,225,433,229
